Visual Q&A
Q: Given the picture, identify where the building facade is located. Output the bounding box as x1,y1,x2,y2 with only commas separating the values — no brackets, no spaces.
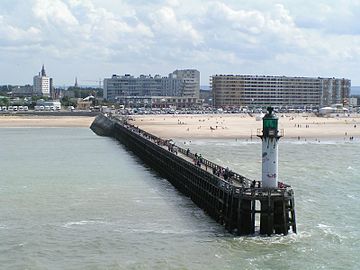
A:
33,65,52,97
114,95,200,109
103,69,200,102
11,85,33,97
172,69,200,97
211,75,351,108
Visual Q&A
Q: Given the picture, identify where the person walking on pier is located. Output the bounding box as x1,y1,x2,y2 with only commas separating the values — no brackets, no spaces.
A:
251,180,256,188
173,145,178,155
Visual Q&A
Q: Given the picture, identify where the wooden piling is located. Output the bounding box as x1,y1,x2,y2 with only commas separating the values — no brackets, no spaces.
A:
90,114,297,236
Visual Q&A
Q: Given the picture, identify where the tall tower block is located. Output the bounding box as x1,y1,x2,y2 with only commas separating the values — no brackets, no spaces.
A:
259,107,282,188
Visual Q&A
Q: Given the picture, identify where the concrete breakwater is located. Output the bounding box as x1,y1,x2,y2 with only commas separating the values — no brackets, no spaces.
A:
90,114,296,236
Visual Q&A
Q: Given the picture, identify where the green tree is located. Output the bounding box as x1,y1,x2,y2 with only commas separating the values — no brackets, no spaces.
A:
60,96,77,107
0,97,9,106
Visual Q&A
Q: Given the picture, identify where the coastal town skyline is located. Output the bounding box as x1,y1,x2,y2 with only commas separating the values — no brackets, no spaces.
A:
1,0,360,85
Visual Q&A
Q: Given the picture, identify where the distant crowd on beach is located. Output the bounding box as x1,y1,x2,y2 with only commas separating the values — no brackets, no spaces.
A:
130,112,360,142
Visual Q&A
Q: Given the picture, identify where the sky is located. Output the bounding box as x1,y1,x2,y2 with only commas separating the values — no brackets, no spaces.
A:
1,0,360,87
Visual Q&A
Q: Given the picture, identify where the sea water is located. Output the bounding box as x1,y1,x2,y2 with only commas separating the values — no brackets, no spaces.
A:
0,128,359,269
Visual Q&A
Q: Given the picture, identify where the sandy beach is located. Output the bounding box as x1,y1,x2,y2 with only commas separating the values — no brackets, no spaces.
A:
130,113,360,140
0,115,95,128
1,113,359,140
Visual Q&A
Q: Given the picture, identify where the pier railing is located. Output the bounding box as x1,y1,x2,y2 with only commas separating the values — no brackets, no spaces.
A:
113,116,292,196
256,128,285,137
101,115,296,235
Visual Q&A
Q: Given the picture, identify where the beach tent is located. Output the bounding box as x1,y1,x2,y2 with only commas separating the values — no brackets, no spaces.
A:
83,95,95,101
319,107,334,115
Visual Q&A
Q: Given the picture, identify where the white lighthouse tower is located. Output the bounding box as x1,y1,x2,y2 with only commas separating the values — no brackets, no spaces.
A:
259,107,282,188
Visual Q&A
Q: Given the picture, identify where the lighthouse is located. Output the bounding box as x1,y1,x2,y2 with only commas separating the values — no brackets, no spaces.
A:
259,107,282,188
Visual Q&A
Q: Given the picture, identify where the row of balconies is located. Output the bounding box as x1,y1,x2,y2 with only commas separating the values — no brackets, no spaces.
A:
211,75,350,82
215,93,320,97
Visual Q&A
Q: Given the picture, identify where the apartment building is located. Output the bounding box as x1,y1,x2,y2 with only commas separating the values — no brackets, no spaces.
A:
103,69,200,102
172,69,200,98
104,74,181,101
33,65,52,97
211,75,351,108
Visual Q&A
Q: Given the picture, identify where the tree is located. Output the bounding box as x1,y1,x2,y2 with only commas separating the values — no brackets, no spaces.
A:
60,96,77,107
0,97,9,106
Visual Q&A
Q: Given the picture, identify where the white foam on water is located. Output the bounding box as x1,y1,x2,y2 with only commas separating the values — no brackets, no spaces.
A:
63,220,108,228
128,228,198,235
317,223,330,229
316,223,346,243
282,139,356,145
234,231,300,245
346,194,357,200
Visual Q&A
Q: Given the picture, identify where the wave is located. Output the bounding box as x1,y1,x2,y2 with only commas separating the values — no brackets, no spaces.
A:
346,194,358,200
232,230,307,246
128,228,199,235
281,140,358,145
63,220,108,228
316,223,346,243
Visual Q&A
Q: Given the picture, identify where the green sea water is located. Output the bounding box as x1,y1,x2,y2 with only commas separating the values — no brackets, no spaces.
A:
0,128,359,269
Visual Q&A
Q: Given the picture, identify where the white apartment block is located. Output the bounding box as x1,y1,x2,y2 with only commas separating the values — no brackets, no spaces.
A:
33,65,51,97
103,69,200,102
104,74,182,101
211,75,351,108
172,69,200,98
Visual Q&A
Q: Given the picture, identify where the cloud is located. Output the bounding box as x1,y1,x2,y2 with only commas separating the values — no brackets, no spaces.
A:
206,2,266,35
0,16,41,45
33,0,79,26
0,0,360,85
150,6,203,46
199,2,310,63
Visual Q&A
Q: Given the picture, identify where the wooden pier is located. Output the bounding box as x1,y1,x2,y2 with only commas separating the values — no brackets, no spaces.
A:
90,114,297,236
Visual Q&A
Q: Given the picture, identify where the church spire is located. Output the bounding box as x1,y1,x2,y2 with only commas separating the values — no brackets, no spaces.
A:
75,77,78,88
41,64,46,77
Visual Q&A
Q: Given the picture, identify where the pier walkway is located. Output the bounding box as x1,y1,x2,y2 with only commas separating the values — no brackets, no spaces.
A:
115,116,293,198
92,114,296,235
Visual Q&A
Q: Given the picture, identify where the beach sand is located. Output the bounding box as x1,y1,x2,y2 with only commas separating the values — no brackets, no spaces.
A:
0,115,95,128
130,114,360,140
2,113,359,140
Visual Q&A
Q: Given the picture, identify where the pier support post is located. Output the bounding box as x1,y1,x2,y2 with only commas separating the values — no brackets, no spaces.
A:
90,114,296,236
260,196,274,236
238,199,253,235
273,199,289,235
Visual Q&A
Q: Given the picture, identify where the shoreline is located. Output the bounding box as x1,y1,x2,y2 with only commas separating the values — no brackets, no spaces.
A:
1,113,360,141
0,115,95,128
129,113,360,140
